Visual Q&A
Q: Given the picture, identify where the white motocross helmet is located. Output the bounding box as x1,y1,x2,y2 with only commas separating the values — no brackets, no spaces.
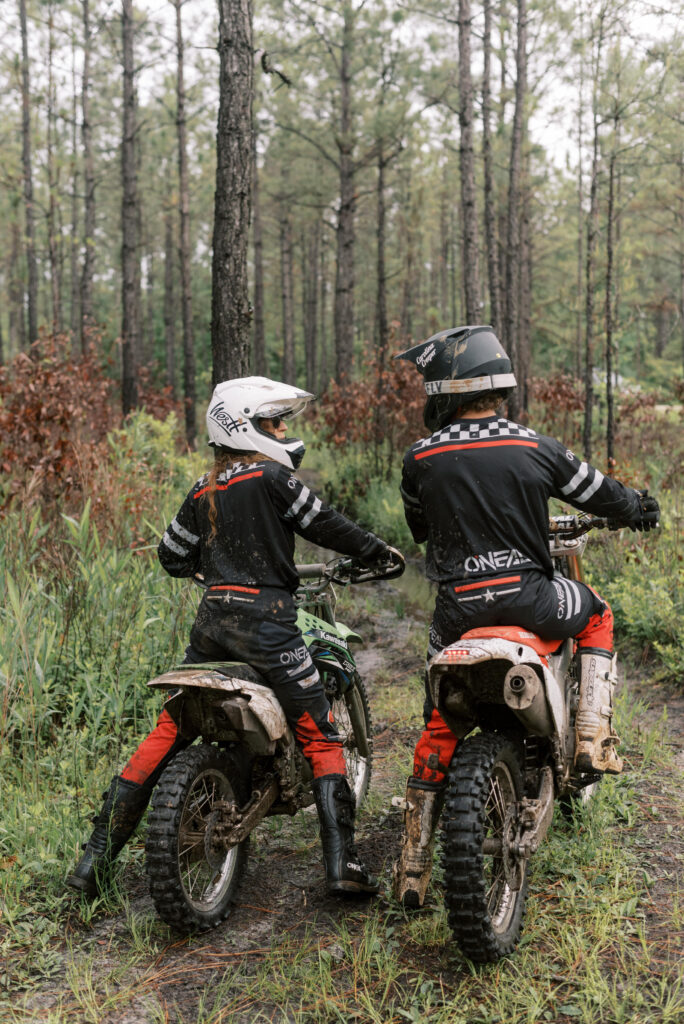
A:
206,376,315,470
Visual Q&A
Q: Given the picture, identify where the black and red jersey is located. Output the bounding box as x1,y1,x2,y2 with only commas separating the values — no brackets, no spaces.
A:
159,459,385,592
401,415,639,583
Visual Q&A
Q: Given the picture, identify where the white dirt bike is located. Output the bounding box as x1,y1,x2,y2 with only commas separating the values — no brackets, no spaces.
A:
430,514,615,962
143,553,404,932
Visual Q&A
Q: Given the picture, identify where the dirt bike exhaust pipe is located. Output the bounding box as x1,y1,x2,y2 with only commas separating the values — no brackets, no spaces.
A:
503,665,554,737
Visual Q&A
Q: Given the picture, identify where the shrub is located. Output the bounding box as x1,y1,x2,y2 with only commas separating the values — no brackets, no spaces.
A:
586,490,683,686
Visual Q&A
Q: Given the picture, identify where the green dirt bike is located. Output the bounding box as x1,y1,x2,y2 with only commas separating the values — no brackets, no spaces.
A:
143,552,404,932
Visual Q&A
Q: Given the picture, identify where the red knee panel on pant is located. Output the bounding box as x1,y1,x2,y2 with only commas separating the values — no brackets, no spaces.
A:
121,709,180,786
295,710,346,778
413,709,458,785
577,599,614,651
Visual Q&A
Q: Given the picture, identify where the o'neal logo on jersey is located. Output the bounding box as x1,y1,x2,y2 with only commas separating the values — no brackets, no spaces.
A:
463,547,532,573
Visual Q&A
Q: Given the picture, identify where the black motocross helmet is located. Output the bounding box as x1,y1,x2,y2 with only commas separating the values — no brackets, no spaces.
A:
395,325,517,431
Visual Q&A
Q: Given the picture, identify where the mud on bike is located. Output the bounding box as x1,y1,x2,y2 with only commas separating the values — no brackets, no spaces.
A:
428,514,620,962
143,551,404,931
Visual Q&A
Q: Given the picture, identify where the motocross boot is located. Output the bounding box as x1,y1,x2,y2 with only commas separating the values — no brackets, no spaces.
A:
312,774,379,897
66,775,149,896
574,650,623,775
392,777,444,908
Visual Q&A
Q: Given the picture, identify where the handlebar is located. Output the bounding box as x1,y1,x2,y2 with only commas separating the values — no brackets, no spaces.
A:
548,514,614,539
193,548,405,596
296,547,406,587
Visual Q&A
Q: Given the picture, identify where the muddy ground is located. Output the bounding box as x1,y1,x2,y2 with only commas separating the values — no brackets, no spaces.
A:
12,573,684,1024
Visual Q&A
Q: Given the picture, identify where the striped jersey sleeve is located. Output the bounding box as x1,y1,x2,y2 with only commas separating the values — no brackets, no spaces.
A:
158,481,202,577
549,441,639,520
270,465,386,563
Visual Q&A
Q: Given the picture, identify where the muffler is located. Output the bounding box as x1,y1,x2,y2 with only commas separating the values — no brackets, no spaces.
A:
503,665,553,736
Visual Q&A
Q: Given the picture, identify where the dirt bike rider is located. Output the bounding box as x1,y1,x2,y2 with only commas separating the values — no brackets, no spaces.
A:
391,325,660,908
68,376,396,900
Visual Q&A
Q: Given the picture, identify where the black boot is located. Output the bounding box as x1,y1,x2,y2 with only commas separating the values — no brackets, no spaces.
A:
67,776,149,896
312,774,379,897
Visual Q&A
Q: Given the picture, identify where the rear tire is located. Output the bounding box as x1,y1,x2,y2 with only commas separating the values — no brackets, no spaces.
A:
329,674,372,806
146,744,249,932
441,733,528,963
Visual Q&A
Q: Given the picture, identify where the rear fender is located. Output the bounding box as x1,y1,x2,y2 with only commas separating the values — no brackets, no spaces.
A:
429,636,572,739
148,670,291,755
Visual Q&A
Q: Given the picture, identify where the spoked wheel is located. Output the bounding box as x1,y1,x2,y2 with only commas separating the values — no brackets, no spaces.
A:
146,744,249,932
329,674,372,806
441,733,528,963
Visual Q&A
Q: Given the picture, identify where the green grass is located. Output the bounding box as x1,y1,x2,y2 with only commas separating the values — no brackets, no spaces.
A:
1,416,682,1022
4,651,680,1024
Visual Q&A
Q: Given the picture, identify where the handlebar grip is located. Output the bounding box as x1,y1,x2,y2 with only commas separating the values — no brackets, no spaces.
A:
296,563,328,579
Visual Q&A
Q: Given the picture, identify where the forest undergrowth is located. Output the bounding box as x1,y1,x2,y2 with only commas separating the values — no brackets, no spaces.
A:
0,353,682,1022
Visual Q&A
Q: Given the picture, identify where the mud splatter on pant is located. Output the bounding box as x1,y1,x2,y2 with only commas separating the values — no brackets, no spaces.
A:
121,589,345,790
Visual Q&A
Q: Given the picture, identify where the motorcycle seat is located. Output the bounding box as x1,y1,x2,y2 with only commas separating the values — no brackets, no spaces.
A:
460,626,566,659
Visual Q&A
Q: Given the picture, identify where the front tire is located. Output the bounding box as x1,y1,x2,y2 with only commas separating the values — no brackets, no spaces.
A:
329,674,372,806
441,733,528,962
146,744,249,932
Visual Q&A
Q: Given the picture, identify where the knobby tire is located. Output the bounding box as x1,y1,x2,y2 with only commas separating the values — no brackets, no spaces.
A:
330,673,372,806
146,743,249,932
441,732,528,963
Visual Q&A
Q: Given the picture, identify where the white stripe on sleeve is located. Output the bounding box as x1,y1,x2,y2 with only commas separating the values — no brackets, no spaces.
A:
560,462,589,497
162,531,188,557
575,470,604,503
299,498,322,529
171,517,199,545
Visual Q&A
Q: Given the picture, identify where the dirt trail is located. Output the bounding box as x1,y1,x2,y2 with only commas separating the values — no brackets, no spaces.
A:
15,575,684,1024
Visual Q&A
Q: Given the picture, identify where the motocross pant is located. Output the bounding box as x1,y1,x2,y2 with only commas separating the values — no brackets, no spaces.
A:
412,570,613,785
120,588,345,791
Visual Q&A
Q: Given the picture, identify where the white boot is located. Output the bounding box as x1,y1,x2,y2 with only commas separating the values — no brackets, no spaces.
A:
574,651,623,775
392,778,443,908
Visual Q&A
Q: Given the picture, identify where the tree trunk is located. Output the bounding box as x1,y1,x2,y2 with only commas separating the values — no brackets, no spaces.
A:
458,0,481,322
174,0,196,444
400,166,415,338
319,233,329,393
121,0,140,414
69,32,80,344
582,11,604,462
482,0,501,331
81,0,96,349
251,130,266,377
439,172,449,323
575,0,585,380
163,209,176,397
46,4,63,335
9,217,25,354
375,146,389,359
583,116,599,461
211,0,254,385
680,154,684,375
144,246,155,366
520,180,532,412
279,200,295,385
19,0,38,347
503,0,527,420
605,148,616,469
302,225,319,394
333,2,356,380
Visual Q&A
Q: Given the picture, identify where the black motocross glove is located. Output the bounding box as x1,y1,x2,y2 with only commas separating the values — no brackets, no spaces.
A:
627,489,660,532
359,537,391,568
